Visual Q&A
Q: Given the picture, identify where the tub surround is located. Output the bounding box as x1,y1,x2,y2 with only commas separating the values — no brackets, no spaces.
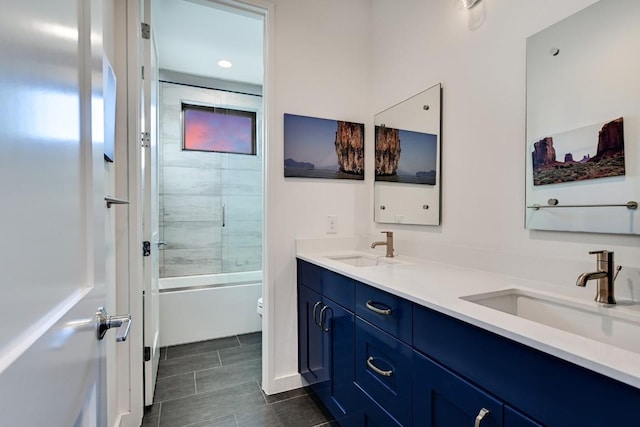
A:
159,272,262,346
296,239,640,390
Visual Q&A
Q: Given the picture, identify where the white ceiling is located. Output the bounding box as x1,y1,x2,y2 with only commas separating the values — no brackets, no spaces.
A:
153,0,264,85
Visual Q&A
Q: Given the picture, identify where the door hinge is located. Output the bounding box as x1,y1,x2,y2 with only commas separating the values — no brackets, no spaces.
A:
141,132,150,148
144,346,151,362
141,22,151,40
141,65,145,80
143,241,151,257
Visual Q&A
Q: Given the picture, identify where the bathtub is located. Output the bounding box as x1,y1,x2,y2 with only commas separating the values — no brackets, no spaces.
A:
159,271,263,347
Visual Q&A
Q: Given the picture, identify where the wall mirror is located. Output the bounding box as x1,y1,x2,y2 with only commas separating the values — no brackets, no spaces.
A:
525,0,640,234
374,83,442,225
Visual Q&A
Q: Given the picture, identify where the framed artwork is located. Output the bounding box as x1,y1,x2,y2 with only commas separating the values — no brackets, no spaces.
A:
531,117,625,186
284,113,364,180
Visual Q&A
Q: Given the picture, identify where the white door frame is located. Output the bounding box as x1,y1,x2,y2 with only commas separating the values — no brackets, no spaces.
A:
113,0,145,426
142,0,161,405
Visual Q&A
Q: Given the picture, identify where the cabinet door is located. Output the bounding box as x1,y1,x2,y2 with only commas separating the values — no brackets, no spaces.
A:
298,285,326,385
504,406,543,427
298,284,357,422
414,351,503,427
322,299,356,418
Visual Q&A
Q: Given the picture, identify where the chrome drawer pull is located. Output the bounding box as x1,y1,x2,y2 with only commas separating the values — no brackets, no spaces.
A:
319,305,330,332
366,300,392,315
366,356,393,377
474,408,490,427
313,301,322,327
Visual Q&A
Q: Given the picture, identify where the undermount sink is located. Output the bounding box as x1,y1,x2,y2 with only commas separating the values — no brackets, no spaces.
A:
326,254,398,267
461,288,640,354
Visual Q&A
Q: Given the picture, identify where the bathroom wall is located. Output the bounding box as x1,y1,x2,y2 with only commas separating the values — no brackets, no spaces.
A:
369,0,640,296
266,0,640,395
265,0,372,393
159,81,262,277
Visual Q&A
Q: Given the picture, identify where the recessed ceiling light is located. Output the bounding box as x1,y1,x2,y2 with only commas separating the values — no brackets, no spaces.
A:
217,59,233,68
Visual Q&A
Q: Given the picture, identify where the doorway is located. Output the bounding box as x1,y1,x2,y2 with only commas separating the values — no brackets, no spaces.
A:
147,0,268,401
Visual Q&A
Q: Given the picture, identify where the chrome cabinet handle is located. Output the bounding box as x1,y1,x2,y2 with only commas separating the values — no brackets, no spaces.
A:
366,356,393,377
96,307,132,342
312,301,322,327
222,204,225,227
474,408,490,427
319,305,330,332
365,300,392,315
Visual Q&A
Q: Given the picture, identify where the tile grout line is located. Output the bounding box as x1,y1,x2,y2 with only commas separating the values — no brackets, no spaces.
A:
257,380,269,405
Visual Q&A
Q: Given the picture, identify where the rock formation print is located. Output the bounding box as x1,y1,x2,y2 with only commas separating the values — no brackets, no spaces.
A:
532,117,625,186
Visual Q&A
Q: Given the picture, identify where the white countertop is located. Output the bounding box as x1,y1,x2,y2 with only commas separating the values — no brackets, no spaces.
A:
296,247,640,390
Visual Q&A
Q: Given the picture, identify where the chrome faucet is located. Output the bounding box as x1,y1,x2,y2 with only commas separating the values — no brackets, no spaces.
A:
371,231,394,258
576,250,621,305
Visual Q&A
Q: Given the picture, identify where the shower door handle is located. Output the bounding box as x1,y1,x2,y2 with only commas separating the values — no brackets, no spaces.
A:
222,204,225,227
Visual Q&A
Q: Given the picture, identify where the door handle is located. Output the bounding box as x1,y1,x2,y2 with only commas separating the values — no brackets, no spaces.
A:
96,307,132,342
319,305,331,332
313,301,323,327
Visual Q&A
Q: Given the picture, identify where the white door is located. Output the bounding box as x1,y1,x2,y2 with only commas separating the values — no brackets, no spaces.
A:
0,0,123,425
142,1,161,405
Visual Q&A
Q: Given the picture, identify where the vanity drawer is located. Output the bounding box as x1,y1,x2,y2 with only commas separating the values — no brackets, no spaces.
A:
355,317,413,427
297,259,355,310
356,282,412,344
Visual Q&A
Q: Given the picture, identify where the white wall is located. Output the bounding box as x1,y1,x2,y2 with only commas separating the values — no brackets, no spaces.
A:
266,0,372,392
369,0,640,295
266,0,640,394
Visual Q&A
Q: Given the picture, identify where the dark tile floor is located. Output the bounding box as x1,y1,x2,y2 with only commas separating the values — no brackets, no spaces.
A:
142,332,336,427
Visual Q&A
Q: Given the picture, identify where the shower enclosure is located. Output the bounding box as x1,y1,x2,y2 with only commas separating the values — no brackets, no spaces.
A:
158,81,263,346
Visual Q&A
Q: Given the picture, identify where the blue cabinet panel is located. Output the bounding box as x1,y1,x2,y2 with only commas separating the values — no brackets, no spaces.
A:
355,318,413,426
298,259,355,310
322,268,356,310
413,304,640,427
340,387,403,427
414,351,502,427
504,406,543,427
324,300,356,418
298,285,326,385
355,282,412,344
297,259,323,292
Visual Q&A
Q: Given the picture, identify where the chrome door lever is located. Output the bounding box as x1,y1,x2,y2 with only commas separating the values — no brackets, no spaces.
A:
96,307,132,342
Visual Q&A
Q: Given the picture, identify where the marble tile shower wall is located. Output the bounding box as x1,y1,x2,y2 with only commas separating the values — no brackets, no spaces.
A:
159,82,263,278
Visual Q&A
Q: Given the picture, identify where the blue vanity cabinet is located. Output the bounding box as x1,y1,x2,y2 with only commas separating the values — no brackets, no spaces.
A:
414,351,503,427
413,304,640,427
299,259,640,426
297,260,358,423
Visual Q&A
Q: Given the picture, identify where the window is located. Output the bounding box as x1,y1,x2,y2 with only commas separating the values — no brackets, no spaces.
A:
182,103,256,155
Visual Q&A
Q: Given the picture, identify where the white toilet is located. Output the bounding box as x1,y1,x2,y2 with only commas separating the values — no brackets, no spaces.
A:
256,297,263,317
